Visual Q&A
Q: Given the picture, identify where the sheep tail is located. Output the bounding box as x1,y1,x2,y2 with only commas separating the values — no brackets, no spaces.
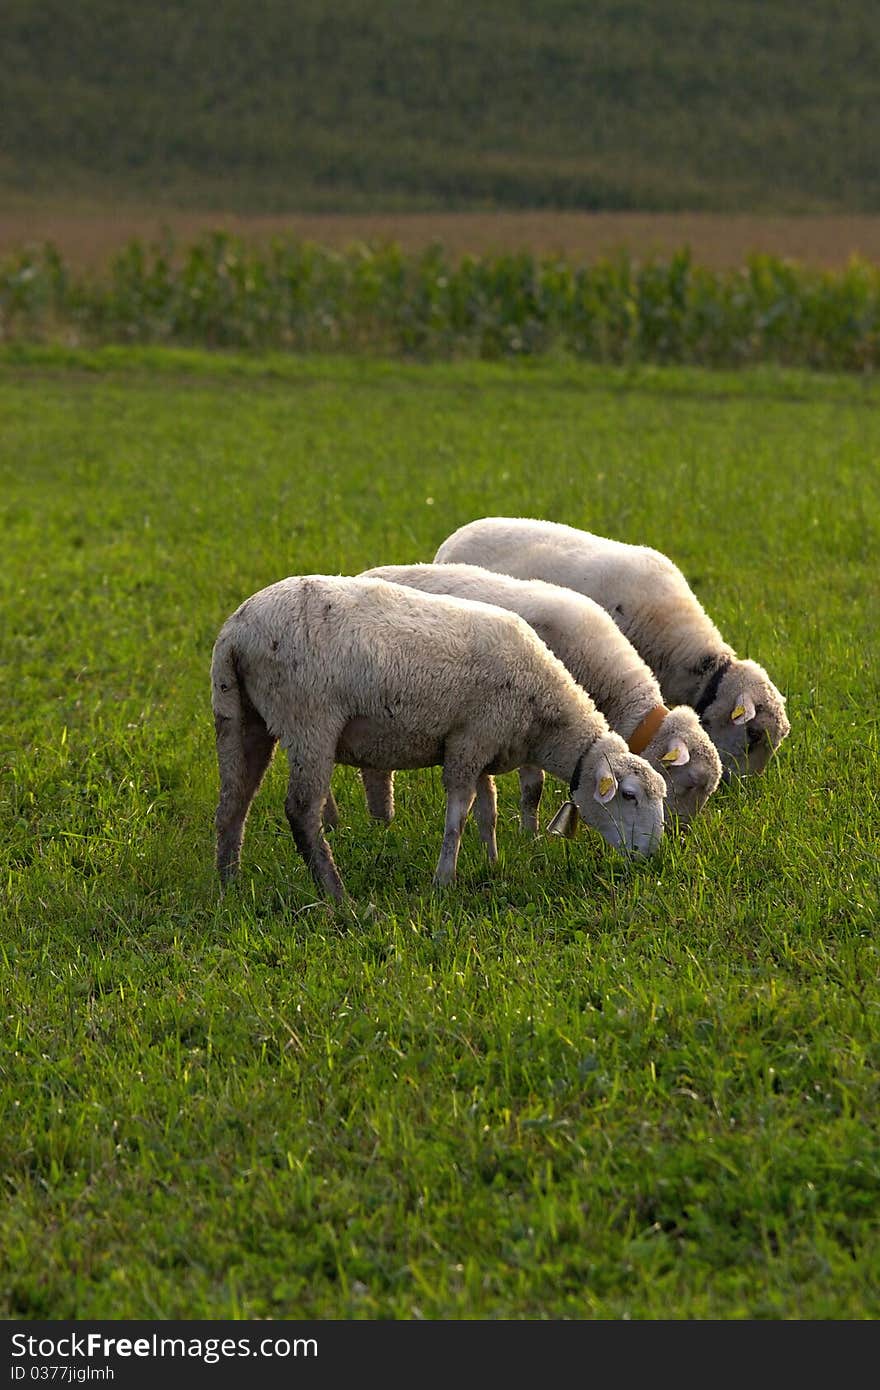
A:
210,629,278,883
211,631,247,769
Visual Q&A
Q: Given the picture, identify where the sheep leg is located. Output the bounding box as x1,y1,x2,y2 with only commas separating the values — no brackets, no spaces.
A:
434,785,477,887
519,764,545,834
361,768,395,823
322,788,340,830
435,739,484,886
283,748,346,902
215,707,277,883
473,773,498,864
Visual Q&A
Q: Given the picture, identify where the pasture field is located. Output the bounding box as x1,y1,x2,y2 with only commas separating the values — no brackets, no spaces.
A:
1,347,878,1319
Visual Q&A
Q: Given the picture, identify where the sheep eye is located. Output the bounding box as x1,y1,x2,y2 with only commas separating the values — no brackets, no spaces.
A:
621,789,637,802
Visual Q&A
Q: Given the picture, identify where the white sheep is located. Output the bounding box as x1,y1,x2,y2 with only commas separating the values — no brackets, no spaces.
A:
434,518,790,778
360,561,722,827
211,574,667,901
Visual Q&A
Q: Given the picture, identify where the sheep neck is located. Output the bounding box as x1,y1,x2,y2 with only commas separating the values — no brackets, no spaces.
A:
532,720,601,791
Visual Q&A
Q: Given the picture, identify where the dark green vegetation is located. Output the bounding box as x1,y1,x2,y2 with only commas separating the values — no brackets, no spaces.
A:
2,350,878,1318
2,0,879,213
5,234,880,370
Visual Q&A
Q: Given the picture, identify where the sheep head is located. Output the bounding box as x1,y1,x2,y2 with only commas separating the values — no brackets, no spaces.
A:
699,658,790,777
643,706,723,825
564,734,667,857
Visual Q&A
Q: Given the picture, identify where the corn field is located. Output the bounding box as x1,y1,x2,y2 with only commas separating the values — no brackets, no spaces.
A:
3,232,880,369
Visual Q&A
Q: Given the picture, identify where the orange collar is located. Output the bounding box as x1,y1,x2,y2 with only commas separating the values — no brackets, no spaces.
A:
628,704,669,755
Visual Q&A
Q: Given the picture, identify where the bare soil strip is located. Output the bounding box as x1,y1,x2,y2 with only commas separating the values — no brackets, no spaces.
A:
2,203,879,270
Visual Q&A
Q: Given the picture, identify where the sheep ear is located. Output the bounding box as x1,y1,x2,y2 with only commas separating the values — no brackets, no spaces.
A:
731,694,757,725
660,740,690,767
547,801,579,838
594,768,618,804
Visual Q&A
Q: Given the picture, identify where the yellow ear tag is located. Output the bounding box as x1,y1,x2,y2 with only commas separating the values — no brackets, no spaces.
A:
599,775,614,797
660,748,680,764
731,704,746,721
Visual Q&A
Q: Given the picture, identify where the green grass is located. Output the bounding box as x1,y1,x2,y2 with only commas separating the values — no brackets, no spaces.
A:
2,0,878,212
1,348,878,1319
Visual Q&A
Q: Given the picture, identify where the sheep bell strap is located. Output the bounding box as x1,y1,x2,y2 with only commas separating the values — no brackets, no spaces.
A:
627,704,670,755
694,656,733,717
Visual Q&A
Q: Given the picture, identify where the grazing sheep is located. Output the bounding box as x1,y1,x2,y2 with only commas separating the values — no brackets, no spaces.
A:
361,562,722,827
434,518,790,777
211,575,667,901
